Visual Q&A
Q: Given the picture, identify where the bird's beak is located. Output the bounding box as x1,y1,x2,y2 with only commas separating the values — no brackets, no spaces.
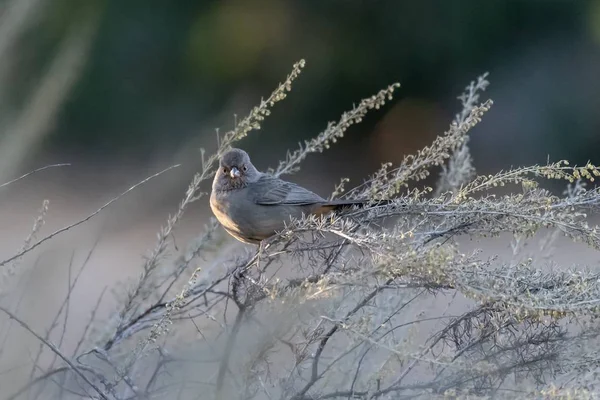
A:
230,167,241,179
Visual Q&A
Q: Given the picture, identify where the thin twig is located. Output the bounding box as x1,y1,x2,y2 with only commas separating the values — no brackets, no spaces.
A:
72,287,107,357
0,164,180,267
0,163,70,189
0,306,109,400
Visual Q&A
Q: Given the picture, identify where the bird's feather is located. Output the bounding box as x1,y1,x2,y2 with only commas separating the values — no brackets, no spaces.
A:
252,175,326,206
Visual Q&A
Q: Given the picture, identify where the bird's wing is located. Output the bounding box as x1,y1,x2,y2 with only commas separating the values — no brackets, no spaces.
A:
251,175,325,206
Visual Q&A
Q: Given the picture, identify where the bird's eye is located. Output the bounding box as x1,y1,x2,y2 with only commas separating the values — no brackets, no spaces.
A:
242,165,248,172
223,167,228,174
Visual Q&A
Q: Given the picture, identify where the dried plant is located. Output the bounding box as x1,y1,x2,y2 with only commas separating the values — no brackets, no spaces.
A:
2,59,600,400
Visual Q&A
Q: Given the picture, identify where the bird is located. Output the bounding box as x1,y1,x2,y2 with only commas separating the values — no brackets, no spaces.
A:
210,148,366,244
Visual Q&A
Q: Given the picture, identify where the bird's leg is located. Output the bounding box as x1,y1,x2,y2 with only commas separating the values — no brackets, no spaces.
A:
256,245,261,271
256,240,264,271
256,239,272,272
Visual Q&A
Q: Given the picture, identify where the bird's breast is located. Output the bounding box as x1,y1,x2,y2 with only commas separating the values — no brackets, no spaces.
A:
210,190,262,241
210,192,237,231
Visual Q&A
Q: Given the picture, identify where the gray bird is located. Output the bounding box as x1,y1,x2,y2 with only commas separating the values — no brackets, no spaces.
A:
210,148,365,244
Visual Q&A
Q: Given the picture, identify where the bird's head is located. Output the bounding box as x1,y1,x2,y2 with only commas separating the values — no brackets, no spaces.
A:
213,148,261,191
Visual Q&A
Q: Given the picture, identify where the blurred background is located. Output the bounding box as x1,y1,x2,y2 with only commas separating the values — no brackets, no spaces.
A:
2,0,600,394
2,0,599,182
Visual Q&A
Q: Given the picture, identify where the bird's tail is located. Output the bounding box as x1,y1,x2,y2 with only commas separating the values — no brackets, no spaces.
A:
326,199,367,208
316,199,392,214
328,199,392,207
